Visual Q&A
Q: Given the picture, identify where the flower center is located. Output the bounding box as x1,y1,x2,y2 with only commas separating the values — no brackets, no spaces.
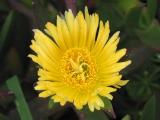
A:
61,48,97,86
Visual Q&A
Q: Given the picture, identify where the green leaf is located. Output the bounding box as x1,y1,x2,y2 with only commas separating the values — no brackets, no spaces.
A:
147,0,157,21
141,95,156,120
125,7,143,29
103,98,113,110
0,11,14,53
103,98,116,119
139,0,157,29
126,80,152,101
95,0,125,31
138,22,160,48
121,114,131,120
83,109,109,120
48,99,55,109
117,0,140,13
6,76,33,120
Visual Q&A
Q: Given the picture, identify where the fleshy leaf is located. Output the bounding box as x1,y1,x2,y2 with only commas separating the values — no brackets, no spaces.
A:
6,76,33,120
141,95,156,120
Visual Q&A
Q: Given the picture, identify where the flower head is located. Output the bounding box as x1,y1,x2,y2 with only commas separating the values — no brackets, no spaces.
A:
29,7,131,112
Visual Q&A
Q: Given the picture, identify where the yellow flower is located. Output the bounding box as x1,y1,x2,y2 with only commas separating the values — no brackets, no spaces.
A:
29,7,131,112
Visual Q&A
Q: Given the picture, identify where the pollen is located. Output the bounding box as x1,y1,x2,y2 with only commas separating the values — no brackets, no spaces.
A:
61,48,97,87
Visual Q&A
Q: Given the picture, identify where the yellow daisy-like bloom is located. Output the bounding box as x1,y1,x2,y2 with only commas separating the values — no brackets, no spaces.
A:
29,7,131,112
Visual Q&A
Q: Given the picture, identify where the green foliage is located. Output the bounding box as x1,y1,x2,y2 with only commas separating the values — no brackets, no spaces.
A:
138,22,160,48
95,0,124,31
117,0,140,13
6,76,33,120
141,95,156,120
83,108,109,120
102,98,116,119
127,56,160,101
103,98,113,110
48,99,55,109
139,0,157,28
125,7,143,29
121,114,131,120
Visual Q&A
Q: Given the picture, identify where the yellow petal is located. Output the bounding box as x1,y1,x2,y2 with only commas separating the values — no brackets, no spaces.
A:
86,14,99,50
98,86,117,96
76,11,87,47
65,9,75,47
116,80,129,87
99,48,127,67
38,69,62,81
100,60,131,74
105,94,113,100
92,21,110,56
73,16,79,47
99,75,122,86
39,91,52,98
